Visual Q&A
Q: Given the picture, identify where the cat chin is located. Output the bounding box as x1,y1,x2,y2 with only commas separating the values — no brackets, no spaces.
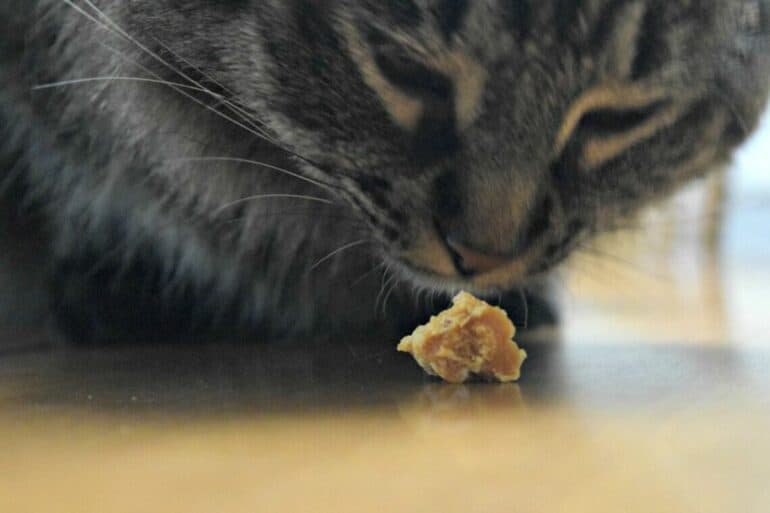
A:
380,253,521,300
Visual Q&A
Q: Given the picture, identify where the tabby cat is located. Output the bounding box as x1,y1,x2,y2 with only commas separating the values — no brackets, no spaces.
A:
0,1,768,343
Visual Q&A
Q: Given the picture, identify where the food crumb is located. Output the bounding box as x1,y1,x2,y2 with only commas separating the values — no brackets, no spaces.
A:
398,292,527,384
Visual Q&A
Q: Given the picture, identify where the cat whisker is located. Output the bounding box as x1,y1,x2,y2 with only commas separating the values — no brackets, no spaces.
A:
350,261,386,289
32,76,219,93
601,207,720,235
75,0,209,88
61,0,277,143
63,0,340,181
429,288,439,312
167,157,335,191
381,276,401,315
60,0,120,40
33,70,275,148
558,259,612,298
375,264,395,314
711,86,751,137
209,97,273,140
574,244,667,282
150,36,239,100
219,209,360,226
94,40,275,141
310,239,370,271
213,194,334,217
148,37,275,138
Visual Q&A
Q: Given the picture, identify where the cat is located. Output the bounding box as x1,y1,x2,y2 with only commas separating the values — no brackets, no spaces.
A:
0,0,768,344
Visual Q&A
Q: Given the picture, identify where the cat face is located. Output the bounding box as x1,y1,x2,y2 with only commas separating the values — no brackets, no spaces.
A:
130,0,770,293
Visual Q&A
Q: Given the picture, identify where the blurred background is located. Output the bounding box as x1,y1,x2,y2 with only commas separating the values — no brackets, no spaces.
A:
561,107,770,347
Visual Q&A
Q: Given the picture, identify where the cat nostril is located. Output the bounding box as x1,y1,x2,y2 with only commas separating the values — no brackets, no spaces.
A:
445,237,510,276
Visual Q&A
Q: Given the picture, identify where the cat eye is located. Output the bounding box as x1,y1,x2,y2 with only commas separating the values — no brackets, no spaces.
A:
362,23,453,101
373,52,453,101
554,84,677,170
371,48,460,163
576,102,665,134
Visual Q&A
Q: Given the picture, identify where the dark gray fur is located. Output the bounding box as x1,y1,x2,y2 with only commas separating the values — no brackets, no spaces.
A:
1,1,768,342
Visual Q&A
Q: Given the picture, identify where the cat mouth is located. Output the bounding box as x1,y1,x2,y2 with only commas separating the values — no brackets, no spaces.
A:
395,229,540,293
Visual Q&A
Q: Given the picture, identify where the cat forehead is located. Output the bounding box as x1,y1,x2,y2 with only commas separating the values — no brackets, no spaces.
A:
341,0,521,56
338,1,659,77
335,1,661,131
340,0,764,47
336,0,760,95
342,1,614,40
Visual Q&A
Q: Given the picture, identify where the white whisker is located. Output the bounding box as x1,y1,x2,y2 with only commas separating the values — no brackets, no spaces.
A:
149,37,274,136
350,261,385,289
150,37,238,99
168,157,332,191
77,0,203,86
214,193,333,216
61,0,277,143
712,87,751,136
93,40,272,140
60,0,119,39
376,266,396,314
310,240,369,271
147,80,274,142
77,0,280,139
32,76,218,93
60,0,339,191
381,277,401,314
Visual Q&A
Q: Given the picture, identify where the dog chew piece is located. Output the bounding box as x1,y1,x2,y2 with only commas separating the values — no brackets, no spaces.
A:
397,292,527,383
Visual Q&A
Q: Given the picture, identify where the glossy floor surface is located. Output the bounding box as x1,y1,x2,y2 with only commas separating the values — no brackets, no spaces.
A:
2,338,770,513
1,117,769,513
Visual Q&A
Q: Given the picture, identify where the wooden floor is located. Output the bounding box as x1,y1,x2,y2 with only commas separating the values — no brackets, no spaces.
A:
2,341,769,513
1,119,768,513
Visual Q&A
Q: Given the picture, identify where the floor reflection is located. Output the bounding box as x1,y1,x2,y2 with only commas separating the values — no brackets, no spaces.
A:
1,334,766,420
0,340,534,416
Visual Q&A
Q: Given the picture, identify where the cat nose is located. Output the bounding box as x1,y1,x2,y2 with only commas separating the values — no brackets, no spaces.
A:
445,237,510,276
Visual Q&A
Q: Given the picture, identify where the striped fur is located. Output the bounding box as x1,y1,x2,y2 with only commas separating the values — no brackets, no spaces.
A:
0,0,767,341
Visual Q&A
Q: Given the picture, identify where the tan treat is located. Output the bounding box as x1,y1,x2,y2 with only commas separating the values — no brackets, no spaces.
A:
398,292,527,383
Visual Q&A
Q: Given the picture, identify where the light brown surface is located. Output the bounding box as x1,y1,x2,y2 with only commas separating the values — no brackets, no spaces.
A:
1,342,769,513
398,291,526,383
